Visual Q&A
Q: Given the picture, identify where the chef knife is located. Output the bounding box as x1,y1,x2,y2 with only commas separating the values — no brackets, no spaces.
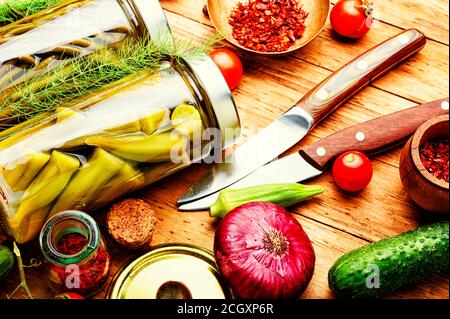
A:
178,29,427,206
179,98,449,211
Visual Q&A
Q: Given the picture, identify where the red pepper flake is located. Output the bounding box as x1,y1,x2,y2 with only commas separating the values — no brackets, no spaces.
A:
56,233,88,255
228,0,309,53
420,138,449,183
51,233,110,296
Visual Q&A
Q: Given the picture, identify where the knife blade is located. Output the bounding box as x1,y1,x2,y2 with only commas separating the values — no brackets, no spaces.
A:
178,29,427,206
179,98,449,211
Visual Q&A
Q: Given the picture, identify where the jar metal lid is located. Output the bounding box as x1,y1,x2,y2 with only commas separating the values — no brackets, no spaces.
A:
107,244,234,299
128,0,172,43
182,54,241,150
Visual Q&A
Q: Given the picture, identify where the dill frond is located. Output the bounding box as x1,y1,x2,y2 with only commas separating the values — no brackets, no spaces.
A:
0,33,222,128
0,0,64,24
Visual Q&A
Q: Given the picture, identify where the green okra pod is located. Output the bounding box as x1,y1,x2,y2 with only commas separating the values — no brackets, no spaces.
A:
85,132,188,163
210,183,324,218
50,148,123,214
89,160,145,210
2,151,51,191
10,151,80,242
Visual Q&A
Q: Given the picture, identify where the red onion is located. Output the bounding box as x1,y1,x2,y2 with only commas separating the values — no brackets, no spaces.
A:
214,202,316,299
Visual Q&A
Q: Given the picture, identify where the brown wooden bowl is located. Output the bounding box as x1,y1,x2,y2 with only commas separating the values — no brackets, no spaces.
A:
206,0,330,56
400,115,449,214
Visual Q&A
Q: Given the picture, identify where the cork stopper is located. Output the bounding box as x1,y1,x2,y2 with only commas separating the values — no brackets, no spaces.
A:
107,198,156,250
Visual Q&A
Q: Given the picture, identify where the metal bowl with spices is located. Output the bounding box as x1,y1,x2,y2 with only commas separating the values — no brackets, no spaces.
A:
107,244,234,299
0,0,171,97
206,0,330,56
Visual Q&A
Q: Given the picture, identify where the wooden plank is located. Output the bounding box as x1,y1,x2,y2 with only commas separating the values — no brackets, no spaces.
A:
1,204,447,299
362,0,450,45
161,1,449,103
161,0,450,45
0,0,447,300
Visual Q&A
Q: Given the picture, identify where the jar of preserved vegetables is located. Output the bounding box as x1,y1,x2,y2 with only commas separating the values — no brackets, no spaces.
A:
40,210,110,297
0,0,171,92
0,54,240,243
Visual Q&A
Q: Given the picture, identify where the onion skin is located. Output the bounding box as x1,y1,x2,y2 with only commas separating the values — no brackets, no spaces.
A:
214,202,316,299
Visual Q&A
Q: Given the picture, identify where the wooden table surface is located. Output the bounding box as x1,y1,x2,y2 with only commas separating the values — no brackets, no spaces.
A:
0,0,449,299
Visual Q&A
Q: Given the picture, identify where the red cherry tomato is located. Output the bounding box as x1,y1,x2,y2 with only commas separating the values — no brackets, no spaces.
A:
209,48,243,91
330,0,373,39
332,151,373,192
54,292,85,299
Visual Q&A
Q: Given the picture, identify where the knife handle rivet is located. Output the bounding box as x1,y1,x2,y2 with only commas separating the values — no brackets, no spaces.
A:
316,89,329,101
441,101,449,111
398,34,410,44
316,147,327,157
356,60,368,71
356,132,366,142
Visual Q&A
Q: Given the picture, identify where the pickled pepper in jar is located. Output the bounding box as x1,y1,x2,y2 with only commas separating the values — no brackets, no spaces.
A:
0,55,240,243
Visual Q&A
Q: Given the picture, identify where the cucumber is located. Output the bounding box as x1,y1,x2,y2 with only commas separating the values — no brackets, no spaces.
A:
0,244,14,282
328,222,449,298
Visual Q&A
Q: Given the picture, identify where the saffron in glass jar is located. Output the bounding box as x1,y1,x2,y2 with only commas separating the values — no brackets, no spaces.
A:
56,233,89,255
40,211,111,297
420,138,449,183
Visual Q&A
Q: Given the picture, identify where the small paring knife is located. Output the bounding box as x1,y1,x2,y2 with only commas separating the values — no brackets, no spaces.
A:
178,29,427,206
179,98,449,211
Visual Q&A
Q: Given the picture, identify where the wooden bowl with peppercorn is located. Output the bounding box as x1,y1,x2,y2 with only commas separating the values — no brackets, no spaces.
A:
207,0,330,55
400,114,449,214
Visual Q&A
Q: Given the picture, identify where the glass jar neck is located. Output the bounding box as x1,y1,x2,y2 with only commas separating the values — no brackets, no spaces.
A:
39,211,100,266
174,56,241,151
119,0,172,41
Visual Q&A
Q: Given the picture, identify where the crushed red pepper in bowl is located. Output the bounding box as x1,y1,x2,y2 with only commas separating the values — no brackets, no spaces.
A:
228,0,309,53
420,138,449,183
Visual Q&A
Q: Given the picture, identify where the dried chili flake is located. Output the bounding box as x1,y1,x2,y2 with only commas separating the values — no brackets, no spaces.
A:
420,138,449,183
228,0,309,53
56,233,88,255
51,233,110,296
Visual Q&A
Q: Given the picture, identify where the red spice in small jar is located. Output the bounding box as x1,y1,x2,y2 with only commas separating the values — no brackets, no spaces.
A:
56,233,88,255
50,233,110,296
228,0,309,53
420,138,449,183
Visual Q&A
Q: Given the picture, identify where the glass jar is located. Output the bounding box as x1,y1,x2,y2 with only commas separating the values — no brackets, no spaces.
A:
39,210,110,297
0,0,171,92
0,54,240,243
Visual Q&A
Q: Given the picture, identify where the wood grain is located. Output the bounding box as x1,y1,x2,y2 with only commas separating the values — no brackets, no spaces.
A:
0,0,448,299
353,0,450,45
161,0,449,103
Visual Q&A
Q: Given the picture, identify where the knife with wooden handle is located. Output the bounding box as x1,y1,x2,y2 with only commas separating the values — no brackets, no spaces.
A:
179,29,427,206
179,98,449,211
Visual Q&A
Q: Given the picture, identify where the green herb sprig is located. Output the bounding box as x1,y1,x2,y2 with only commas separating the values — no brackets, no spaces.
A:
0,33,222,128
0,0,64,24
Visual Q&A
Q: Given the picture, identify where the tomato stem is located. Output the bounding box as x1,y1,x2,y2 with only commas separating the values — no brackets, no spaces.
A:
359,0,374,17
344,154,355,163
